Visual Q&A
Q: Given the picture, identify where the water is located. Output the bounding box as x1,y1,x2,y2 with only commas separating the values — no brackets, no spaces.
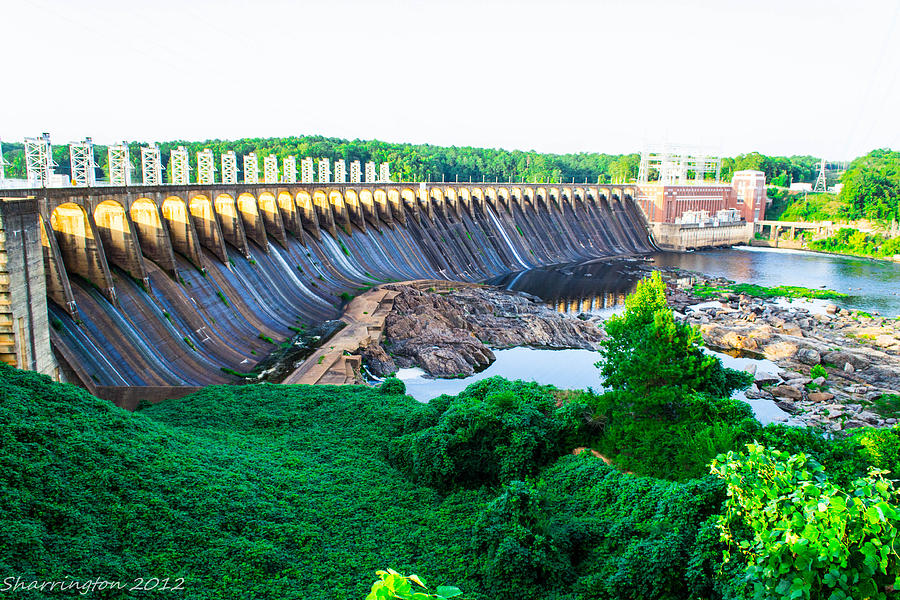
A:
652,246,900,316
410,245,900,423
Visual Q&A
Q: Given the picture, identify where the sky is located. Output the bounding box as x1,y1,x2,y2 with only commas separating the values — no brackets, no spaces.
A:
3,0,900,160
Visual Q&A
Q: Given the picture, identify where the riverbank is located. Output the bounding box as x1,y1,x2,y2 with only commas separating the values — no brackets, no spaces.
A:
660,268,900,431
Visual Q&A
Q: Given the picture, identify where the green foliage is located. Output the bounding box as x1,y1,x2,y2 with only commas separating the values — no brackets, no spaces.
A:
599,272,752,400
380,377,406,395
216,290,229,306
389,378,569,491
366,569,465,600
873,394,900,419
473,457,737,600
712,444,900,600
0,363,481,599
809,364,827,379
258,333,274,344
1,362,899,599
809,227,900,259
691,282,846,300
839,149,900,222
339,291,353,302
765,191,845,222
589,271,757,480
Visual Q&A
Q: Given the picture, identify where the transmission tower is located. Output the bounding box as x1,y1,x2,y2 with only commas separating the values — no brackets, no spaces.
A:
301,157,314,183
813,158,827,192
264,155,279,183
222,151,238,184
141,145,163,185
243,153,259,184
69,137,96,186
379,162,391,183
365,161,377,183
25,133,56,187
197,149,216,184
318,158,331,183
350,160,361,183
334,159,347,183
283,156,297,183
169,147,191,185
107,143,132,186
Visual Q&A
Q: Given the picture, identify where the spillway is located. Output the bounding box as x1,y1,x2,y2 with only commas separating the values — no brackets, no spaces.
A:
46,191,652,387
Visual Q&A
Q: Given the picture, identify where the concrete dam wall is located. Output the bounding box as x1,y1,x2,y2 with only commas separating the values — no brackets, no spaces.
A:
11,183,651,388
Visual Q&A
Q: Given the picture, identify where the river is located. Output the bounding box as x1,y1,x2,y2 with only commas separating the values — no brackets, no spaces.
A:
399,246,900,423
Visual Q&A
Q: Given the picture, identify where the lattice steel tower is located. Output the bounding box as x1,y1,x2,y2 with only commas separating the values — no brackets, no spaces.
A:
107,143,132,186
69,137,96,186
222,151,238,184
141,144,163,185
197,149,216,184
169,146,191,185
283,156,297,183
814,158,827,192
318,158,331,183
243,153,259,184
333,159,346,183
301,157,314,183
25,133,56,187
264,155,279,183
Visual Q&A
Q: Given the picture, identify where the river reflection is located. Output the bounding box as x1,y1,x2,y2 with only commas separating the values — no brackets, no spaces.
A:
485,259,644,315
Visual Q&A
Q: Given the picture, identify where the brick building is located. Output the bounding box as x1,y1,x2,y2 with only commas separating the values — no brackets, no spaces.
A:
636,169,767,224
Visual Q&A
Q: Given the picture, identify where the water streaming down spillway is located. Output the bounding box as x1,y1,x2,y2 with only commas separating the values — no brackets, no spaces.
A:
50,195,652,386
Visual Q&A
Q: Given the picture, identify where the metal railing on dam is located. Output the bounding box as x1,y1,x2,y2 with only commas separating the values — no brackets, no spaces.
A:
1,181,652,392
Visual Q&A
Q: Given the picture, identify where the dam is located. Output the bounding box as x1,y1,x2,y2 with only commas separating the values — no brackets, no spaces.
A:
1,181,652,399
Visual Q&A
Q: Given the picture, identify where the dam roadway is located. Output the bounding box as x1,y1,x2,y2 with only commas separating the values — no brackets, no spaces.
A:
2,181,652,396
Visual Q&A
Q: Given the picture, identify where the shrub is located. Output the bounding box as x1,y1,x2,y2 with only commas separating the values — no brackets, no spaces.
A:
389,378,568,491
711,444,900,600
380,377,406,395
810,364,827,379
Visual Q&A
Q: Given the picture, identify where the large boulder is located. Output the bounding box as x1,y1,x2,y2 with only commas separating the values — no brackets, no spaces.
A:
796,348,821,365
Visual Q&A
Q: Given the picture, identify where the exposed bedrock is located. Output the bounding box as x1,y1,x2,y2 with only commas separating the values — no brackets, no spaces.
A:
660,269,900,430
47,195,650,387
363,285,605,378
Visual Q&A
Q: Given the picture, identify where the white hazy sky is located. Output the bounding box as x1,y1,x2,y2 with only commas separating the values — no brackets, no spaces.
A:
4,0,900,159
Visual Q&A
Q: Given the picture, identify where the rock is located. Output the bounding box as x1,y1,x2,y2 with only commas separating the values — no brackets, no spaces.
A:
780,370,804,381
825,304,838,315
772,385,803,399
866,390,884,401
360,343,397,377
875,334,897,348
743,364,757,377
781,322,804,337
807,391,835,402
844,419,869,429
755,372,781,386
812,376,826,386
796,348,821,365
887,418,898,425
844,362,855,373
775,400,800,414
375,285,605,378
785,377,812,386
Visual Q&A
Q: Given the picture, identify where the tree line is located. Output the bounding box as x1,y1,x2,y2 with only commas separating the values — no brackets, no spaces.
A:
1,135,827,185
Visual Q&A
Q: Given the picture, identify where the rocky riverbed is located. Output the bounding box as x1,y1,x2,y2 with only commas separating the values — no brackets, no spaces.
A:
660,268,900,431
362,284,604,378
